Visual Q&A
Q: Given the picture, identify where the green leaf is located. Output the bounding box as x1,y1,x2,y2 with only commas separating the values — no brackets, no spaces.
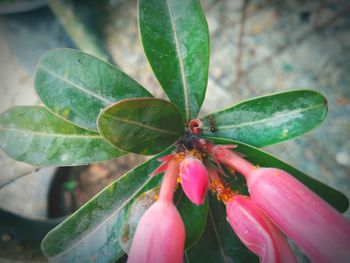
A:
175,190,208,249
185,195,258,263
98,98,184,155
139,0,209,123
0,106,125,166
41,146,173,263
208,137,349,213
201,90,327,147
35,48,152,131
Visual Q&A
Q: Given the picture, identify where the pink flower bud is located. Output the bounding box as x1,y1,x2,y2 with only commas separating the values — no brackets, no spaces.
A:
226,195,297,263
247,168,350,263
127,200,185,263
128,160,185,263
179,156,209,205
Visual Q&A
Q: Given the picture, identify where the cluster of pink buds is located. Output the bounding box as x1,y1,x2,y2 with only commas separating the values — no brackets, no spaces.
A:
127,119,350,263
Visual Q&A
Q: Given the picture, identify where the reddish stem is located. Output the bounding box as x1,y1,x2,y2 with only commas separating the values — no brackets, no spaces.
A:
221,149,256,180
207,164,222,183
158,159,179,202
206,143,256,180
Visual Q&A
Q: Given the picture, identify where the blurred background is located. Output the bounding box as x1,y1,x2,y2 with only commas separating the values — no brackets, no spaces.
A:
0,0,349,261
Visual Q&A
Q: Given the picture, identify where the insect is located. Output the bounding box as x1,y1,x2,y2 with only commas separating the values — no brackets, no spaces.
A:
176,131,198,151
209,114,217,132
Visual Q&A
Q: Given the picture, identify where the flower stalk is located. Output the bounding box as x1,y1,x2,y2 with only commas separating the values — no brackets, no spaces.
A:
158,159,180,202
127,159,185,263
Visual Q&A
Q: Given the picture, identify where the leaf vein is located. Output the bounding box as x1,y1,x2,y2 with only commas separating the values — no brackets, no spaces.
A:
166,0,190,122
0,127,100,139
103,114,180,136
212,103,324,130
39,66,114,105
209,207,229,263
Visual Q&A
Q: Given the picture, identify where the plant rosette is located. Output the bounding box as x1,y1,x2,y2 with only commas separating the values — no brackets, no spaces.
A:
0,0,349,262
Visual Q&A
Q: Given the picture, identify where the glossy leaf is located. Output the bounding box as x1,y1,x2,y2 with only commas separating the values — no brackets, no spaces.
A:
41,147,173,263
209,137,349,213
0,106,125,166
185,195,259,263
35,48,152,131
139,0,209,123
201,90,327,147
98,98,184,155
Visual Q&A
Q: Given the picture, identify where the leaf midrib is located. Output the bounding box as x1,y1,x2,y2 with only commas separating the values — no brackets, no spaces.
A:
166,0,190,122
49,175,154,259
206,103,324,130
208,207,229,263
103,113,181,136
39,66,114,105
0,127,100,139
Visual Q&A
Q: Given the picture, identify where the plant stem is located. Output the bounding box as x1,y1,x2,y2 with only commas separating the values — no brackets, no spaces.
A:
158,160,179,203
220,149,256,180
207,143,256,180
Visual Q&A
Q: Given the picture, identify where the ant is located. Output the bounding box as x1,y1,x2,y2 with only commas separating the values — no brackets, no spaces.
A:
209,114,217,133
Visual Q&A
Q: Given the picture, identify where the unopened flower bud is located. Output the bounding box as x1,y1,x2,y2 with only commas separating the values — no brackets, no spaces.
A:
226,195,297,263
128,159,185,263
127,200,185,263
247,168,350,263
179,156,209,205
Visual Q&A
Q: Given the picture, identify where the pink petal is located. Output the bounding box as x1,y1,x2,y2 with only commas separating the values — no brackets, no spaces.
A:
227,195,297,263
179,156,209,205
247,168,350,263
150,154,176,176
127,200,185,263
157,154,175,162
150,162,169,177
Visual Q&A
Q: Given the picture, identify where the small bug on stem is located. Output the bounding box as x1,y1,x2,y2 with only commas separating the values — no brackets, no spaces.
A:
209,115,217,133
